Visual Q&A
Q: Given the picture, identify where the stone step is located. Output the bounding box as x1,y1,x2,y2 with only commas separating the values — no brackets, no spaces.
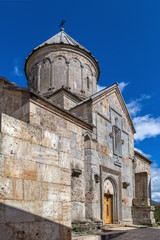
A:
72,235,101,240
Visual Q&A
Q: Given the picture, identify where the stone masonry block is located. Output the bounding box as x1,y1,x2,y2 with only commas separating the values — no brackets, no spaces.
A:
1,113,42,145
67,121,82,135
24,180,41,201
4,200,36,222
31,143,59,166
4,156,37,181
61,169,71,186
0,176,13,200
12,178,23,200
59,185,71,202
35,201,54,219
42,130,59,150
59,152,71,169
37,163,61,184
58,137,71,154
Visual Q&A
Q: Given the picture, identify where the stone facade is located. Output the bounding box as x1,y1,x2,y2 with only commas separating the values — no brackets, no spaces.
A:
0,29,155,239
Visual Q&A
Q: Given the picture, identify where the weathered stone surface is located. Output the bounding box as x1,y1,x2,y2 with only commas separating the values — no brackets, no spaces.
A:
4,156,37,181
37,163,61,183
1,113,42,144
12,178,23,200
0,176,13,200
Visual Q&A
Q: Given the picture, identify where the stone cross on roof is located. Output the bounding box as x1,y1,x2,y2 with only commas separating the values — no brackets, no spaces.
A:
59,20,66,28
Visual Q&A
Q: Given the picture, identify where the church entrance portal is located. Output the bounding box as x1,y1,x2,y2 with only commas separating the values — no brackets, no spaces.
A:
104,194,112,224
104,178,116,224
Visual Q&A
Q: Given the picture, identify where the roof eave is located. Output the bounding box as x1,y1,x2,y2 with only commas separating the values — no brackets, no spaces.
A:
134,150,153,164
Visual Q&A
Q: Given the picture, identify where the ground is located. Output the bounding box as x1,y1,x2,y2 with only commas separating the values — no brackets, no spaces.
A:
100,228,160,240
72,227,160,240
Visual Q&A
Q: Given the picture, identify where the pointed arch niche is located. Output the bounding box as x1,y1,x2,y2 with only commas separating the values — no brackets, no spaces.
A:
53,56,67,90
69,58,82,92
83,64,92,95
101,166,122,224
40,58,51,93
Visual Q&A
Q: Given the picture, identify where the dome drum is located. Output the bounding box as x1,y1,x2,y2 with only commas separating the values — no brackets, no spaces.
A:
25,29,100,99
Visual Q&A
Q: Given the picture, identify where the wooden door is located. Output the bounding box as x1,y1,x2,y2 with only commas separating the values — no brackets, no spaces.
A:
104,194,112,224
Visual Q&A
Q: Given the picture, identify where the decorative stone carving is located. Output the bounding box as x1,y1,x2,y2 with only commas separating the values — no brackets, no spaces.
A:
113,125,122,156
114,155,122,167
72,168,82,177
94,174,100,183
104,179,114,195
132,156,137,169
109,132,113,138
123,182,130,189
132,198,150,207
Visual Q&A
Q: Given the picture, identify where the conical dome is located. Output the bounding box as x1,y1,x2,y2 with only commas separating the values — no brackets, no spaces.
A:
34,28,88,52
25,29,100,98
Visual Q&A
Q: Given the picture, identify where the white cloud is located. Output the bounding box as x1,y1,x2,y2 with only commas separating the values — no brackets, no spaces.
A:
127,100,141,117
97,84,106,92
13,58,23,77
126,94,151,117
97,81,129,93
151,166,160,201
134,147,151,158
133,114,160,141
118,81,129,93
14,66,23,76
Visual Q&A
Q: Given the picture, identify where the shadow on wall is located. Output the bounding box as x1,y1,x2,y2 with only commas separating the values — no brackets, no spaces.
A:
0,203,71,240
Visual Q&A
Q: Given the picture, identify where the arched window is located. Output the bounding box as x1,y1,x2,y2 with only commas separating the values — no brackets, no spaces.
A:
87,77,89,89
40,58,51,93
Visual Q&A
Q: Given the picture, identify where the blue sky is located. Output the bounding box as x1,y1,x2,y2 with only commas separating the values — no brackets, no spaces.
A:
0,0,160,201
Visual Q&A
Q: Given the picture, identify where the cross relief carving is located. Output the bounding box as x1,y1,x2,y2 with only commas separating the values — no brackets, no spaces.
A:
109,117,124,167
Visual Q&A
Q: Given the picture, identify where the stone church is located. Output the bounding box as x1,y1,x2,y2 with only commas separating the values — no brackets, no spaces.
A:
0,28,155,239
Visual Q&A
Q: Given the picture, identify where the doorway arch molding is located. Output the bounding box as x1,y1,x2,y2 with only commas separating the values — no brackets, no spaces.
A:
103,176,118,223
100,166,122,224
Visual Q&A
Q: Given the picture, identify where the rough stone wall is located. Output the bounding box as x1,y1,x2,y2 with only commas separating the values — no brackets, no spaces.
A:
47,91,81,110
70,101,92,123
63,95,80,110
0,86,29,120
133,153,151,205
134,154,150,176
26,46,98,99
70,89,135,224
83,91,135,224
0,113,72,240
25,100,93,226
0,81,153,231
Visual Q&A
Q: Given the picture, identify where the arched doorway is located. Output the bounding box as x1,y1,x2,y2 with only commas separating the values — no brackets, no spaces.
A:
104,177,118,224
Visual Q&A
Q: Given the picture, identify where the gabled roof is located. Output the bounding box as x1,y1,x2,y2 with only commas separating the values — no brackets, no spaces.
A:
0,76,17,86
70,83,136,133
34,28,88,52
134,150,153,164
43,86,83,102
